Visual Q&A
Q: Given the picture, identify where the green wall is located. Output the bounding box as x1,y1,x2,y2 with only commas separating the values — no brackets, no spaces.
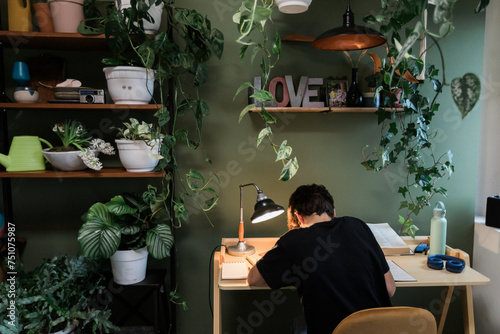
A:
0,1,485,333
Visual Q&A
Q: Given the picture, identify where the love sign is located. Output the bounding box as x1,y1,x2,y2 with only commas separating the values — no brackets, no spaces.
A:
252,76,325,108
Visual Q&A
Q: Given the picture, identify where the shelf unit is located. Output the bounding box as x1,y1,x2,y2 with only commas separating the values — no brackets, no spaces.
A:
250,107,400,113
0,28,176,333
0,168,163,178
0,31,108,49
0,103,161,110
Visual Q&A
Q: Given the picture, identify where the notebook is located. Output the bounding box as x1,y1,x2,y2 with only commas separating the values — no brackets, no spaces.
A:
387,260,416,282
221,262,248,280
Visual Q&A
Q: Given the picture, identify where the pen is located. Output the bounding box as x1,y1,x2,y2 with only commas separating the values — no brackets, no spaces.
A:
245,256,255,266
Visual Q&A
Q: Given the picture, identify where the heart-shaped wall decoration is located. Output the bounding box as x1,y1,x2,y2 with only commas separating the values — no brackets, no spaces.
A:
450,73,481,119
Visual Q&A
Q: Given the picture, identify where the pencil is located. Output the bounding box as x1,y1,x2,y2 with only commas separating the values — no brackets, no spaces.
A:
245,256,255,266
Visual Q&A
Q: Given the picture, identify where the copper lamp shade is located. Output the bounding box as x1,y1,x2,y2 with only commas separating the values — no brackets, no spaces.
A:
312,4,386,51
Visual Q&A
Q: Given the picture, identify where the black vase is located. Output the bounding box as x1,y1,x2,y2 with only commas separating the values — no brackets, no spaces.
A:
346,68,363,107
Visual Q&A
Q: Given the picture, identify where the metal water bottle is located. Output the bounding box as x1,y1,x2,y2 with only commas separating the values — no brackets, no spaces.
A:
429,201,447,255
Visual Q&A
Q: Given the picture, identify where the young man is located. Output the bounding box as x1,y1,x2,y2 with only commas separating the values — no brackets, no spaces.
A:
248,184,396,334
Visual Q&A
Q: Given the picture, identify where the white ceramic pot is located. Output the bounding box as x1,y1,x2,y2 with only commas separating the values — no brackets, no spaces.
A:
50,323,76,334
103,66,154,105
115,139,160,172
48,0,85,33
115,0,164,34
14,87,39,103
110,247,148,285
275,0,312,13
42,149,98,171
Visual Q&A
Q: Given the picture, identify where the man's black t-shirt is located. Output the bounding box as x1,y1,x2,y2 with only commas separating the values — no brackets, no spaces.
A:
256,216,391,334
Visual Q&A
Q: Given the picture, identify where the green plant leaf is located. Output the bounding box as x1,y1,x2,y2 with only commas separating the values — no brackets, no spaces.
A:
279,157,299,181
261,108,276,124
146,224,174,259
450,73,481,119
433,0,456,24
234,81,254,100
194,64,209,87
257,127,271,147
251,89,274,102
107,196,137,216
271,31,281,56
239,104,255,123
276,140,292,161
475,0,490,13
78,220,121,260
211,28,224,59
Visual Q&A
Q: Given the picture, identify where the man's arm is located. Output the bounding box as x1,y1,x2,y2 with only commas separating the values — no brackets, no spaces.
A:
385,270,396,298
247,264,269,287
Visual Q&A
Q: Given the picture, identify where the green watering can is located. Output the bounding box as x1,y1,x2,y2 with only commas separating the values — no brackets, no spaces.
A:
0,136,53,172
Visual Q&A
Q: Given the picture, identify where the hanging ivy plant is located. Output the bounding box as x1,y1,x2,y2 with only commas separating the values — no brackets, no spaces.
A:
361,0,487,237
233,0,299,181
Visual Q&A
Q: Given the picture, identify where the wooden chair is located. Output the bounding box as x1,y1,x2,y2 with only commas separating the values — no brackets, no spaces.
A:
332,306,437,334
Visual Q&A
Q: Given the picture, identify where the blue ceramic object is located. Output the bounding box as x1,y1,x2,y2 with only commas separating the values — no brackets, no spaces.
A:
12,61,30,86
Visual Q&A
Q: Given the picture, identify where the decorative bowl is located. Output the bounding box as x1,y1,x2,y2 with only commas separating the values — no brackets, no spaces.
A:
42,149,99,171
14,87,39,103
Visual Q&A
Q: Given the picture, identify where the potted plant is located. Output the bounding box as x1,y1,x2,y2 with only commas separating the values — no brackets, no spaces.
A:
112,117,163,172
0,255,118,334
77,190,174,284
42,119,115,171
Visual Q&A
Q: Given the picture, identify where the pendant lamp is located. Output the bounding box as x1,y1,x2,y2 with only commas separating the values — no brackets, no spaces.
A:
312,2,386,51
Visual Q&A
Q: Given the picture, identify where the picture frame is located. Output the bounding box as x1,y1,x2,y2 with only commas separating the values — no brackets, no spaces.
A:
325,77,348,107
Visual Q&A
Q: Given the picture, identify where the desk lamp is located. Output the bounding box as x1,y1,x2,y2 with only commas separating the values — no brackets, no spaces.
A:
312,1,386,51
226,183,285,256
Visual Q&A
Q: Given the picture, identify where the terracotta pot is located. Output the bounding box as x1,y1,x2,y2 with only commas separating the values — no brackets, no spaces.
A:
33,3,54,33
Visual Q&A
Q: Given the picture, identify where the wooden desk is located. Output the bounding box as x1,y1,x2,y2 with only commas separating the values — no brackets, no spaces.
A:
213,237,490,334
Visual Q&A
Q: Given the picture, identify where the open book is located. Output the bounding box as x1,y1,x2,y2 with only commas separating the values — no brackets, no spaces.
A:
367,223,413,255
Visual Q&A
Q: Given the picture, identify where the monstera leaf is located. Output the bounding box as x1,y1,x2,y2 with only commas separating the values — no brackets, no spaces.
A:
450,73,481,119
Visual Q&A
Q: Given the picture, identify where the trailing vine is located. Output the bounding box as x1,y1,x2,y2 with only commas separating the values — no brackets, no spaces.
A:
361,0,485,237
234,0,298,181
81,0,225,226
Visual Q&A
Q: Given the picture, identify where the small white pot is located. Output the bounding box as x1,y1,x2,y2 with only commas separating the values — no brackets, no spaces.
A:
103,66,155,105
48,0,85,33
275,0,312,13
110,247,148,285
42,149,99,171
50,323,75,334
115,0,164,34
115,139,161,172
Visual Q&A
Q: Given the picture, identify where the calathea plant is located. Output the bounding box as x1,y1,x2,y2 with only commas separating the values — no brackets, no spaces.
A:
361,0,486,237
234,0,299,181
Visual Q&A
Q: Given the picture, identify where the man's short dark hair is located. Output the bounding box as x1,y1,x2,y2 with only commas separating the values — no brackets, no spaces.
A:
288,184,335,229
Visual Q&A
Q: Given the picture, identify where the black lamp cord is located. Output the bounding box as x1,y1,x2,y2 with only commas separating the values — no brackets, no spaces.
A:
209,244,226,317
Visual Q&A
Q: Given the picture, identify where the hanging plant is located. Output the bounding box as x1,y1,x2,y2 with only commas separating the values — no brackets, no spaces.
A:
361,0,487,237
234,0,299,181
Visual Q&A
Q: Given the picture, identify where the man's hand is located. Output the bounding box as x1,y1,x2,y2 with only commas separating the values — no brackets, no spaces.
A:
247,264,269,287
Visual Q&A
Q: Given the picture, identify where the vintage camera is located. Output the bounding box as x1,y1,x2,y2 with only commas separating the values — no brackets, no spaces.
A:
79,89,105,104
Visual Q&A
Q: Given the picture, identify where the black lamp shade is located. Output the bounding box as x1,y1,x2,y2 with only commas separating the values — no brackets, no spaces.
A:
312,4,386,51
251,198,285,223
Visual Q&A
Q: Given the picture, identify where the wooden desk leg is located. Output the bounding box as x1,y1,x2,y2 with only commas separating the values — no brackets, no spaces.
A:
462,285,475,334
437,286,454,334
214,252,222,334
